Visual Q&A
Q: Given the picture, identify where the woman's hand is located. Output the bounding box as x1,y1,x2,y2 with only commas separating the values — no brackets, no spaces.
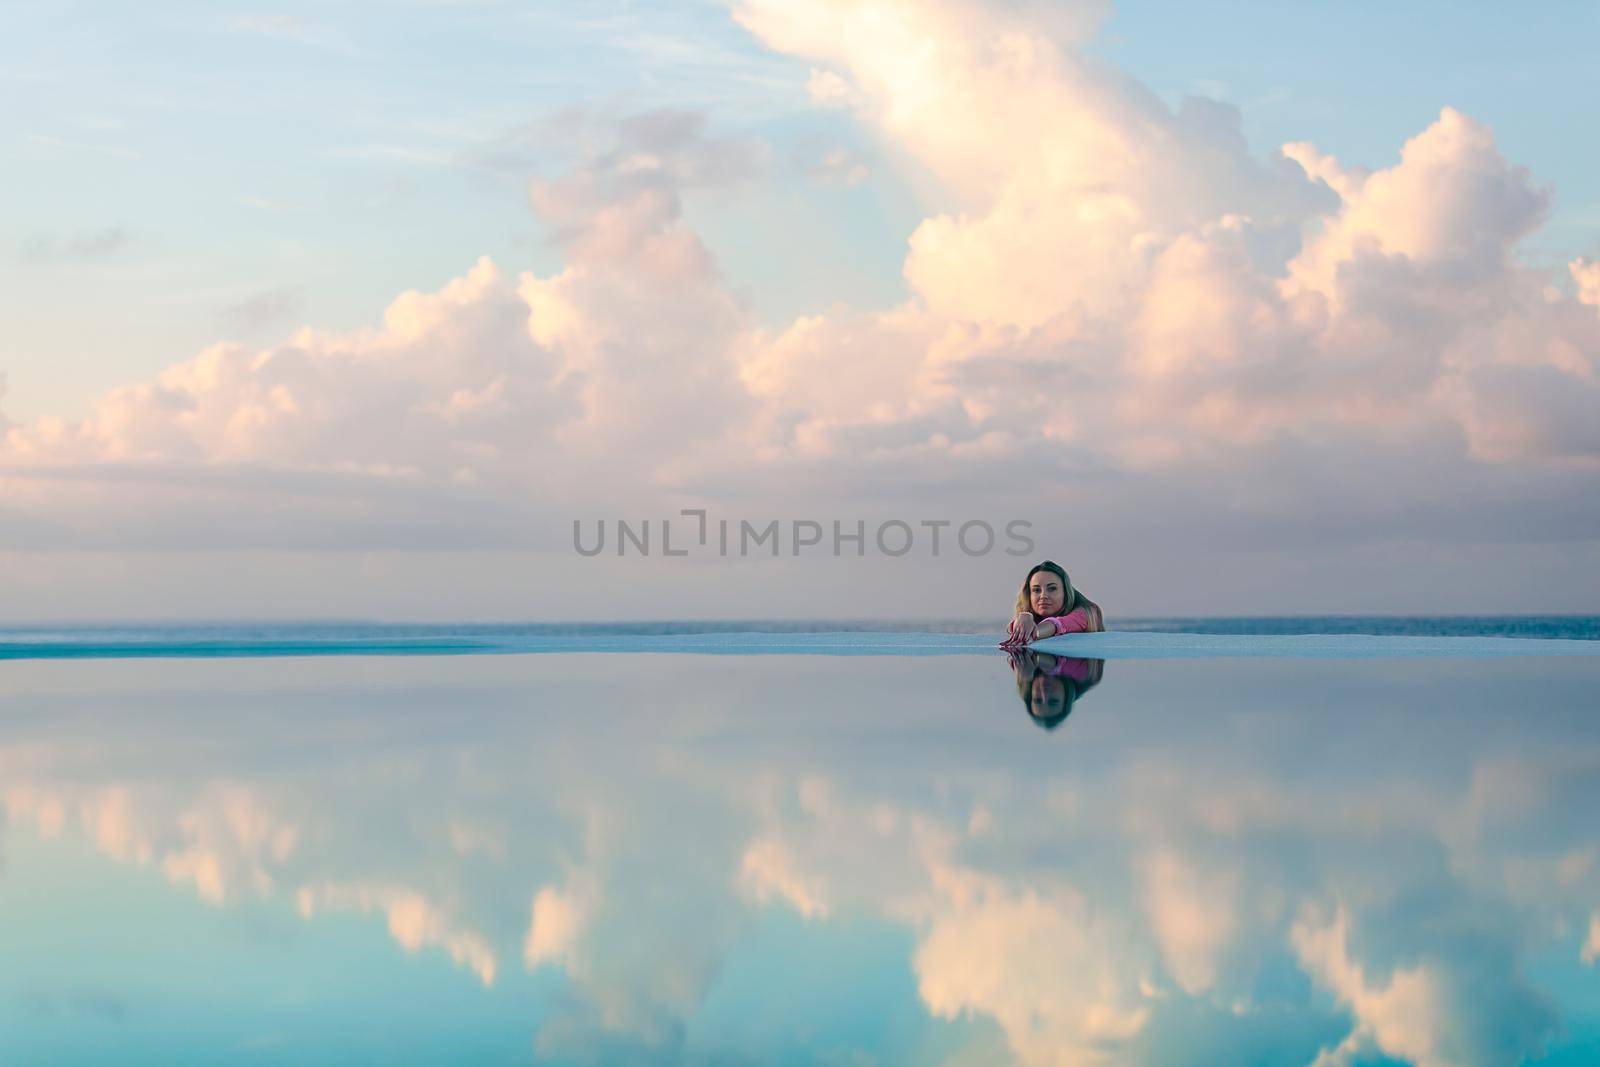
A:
999,611,1037,649
1007,649,1040,684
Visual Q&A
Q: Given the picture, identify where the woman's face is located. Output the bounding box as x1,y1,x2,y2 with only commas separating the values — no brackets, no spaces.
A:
1028,570,1066,617
1029,675,1066,718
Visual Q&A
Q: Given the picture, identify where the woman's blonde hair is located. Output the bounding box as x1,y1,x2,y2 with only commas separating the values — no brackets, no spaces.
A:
1014,560,1103,630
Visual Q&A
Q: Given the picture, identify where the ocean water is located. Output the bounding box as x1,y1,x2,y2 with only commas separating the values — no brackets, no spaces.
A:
1,622,1597,1065
2,616,1598,660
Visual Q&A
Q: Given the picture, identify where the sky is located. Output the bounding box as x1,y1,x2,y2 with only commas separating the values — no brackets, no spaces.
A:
2,0,1598,621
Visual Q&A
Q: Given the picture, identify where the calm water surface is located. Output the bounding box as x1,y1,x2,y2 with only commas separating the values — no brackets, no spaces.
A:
1,649,1597,1065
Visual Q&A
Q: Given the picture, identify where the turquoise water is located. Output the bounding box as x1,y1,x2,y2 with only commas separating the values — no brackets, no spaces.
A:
2,616,1598,660
1,625,1598,1064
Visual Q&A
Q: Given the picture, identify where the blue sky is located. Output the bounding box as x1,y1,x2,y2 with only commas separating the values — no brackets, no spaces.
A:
7,1,1595,421
1095,1,1599,266
2,0,1597,618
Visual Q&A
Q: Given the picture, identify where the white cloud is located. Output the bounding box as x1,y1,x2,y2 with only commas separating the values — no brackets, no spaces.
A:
722,0,1600,509
524,884,588,969
81,788,153,865
298,882,498,986
161,788,298,904
3,778,301,909
729,774,1156,1066
5,256,569,471
1574,258,1600,309
0,0,1596,613
738,836,829,917
738,0,1321,331
1141,848,1237,995
914,862,1152,1067
1284,107,1548,304
4,786,66,838
1292,901,1560,1067
1293,906,1451,1067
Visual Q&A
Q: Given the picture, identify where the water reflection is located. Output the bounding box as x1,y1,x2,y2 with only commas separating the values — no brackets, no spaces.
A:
0,654,1597,1065
1006,650,1105,730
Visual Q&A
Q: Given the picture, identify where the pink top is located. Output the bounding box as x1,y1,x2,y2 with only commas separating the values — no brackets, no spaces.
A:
1038,608,1092,636
1040,655,1094,682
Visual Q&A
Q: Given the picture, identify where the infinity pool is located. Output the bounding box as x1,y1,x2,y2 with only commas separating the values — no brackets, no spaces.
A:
2,649,1597,1065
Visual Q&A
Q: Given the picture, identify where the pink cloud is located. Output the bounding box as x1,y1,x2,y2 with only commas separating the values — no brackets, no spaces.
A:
0,0,1594,614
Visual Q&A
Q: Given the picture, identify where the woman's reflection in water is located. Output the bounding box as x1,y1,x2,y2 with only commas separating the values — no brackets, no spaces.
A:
1008,650,1105,730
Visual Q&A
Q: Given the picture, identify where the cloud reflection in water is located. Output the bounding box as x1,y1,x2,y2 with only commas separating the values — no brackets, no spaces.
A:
0,652,1596,1065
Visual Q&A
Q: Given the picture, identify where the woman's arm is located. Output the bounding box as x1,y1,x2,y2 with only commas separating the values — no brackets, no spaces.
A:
1038,654,1093,682
1036,607,1091,636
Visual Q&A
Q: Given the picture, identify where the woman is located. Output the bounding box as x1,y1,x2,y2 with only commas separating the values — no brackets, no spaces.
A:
1008,649,1105,730
999,560,1104,649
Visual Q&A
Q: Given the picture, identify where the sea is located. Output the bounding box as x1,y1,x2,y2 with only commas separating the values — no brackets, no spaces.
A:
1,617,1597,1065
